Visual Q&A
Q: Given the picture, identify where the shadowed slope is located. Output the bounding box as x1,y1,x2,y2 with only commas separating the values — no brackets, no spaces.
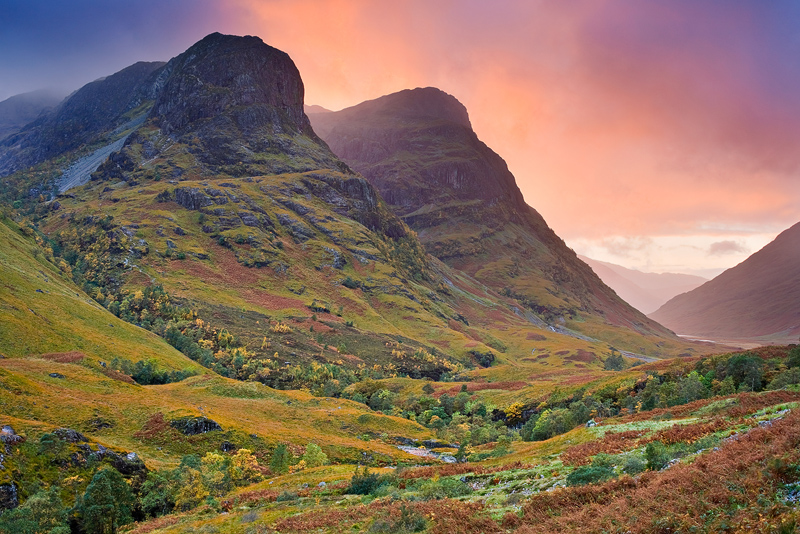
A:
651,222,800,343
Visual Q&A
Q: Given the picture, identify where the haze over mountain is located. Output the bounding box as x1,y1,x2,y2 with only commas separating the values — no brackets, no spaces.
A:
0,88,64,141
650,221,800,344
579,255,707,315
309,88,677,347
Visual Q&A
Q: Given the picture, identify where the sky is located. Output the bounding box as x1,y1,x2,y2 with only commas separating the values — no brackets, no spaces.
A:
2,0,799,277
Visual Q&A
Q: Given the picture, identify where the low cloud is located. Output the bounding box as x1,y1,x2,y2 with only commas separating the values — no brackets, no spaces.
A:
600,236,654,258
708,240,748,256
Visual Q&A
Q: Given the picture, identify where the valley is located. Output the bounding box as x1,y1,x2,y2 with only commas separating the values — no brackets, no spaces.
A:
0,31,797,534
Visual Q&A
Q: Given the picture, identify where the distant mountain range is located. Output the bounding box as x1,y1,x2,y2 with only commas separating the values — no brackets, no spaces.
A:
650,222,800,344
579,256,707,315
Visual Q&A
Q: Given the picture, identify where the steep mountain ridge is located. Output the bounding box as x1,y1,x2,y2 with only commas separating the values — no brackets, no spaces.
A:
650,222,800,343
9,34,628,392
0,61,166,177
309,88,679,349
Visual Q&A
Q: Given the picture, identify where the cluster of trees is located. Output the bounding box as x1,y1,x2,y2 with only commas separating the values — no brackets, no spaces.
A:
519,348,800,443
348,381,516,447
109,357,195,385
0,468,137,534
1,437,329,534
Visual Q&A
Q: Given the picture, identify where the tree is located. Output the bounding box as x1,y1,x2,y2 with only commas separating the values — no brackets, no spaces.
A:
78,468,134,534
201,452,232,496
270,443,292,474
301,443,328,468
0,486,69,534
604,352,626,371
139,471,175,518
174,466,208,511
787,345,800,368
231,449,262,484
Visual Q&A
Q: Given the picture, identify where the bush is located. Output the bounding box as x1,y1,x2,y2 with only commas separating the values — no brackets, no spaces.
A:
417,477,472,500
767,368,800,390
369,504,427,533
301,443,328,467
622,454,647,475
645,441,672,471
346,467,395,495
566,465,614,486
276,491,299,502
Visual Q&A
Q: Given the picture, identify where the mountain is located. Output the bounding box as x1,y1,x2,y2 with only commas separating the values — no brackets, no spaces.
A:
1,32,787,533
0,89,64,141
650,222,800,343
0,62,166,177
309,87,680,351
579,256,707,314
2,33,633,392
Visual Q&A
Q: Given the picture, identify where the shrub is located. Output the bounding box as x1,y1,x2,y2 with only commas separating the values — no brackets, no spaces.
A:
368,504,427,533
346,467,394,495
566,465,615,486
768,368,800,390
276,491,299,502
417,477,472,500
622,454,647,475
302,443,329,468
645,441,672,471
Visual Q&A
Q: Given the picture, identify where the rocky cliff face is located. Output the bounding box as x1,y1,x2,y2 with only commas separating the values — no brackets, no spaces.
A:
310,88,677,341
138,32,341,175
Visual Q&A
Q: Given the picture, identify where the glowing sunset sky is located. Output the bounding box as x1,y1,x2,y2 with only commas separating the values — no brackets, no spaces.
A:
3,0,799,276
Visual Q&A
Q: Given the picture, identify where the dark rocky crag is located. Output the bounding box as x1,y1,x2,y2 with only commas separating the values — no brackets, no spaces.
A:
140,33,343,175
310,88,676,340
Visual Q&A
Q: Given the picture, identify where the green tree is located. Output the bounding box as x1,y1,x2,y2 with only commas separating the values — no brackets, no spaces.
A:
0,486,69,534
139,471,175,517
301,443,328,468
270,443,292,474
604,352,626,371
645,441,671,471
678,371,707,403
788,345,800,368
78,468,134,534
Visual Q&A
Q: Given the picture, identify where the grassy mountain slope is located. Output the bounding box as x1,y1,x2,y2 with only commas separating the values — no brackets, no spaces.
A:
0,214,198,372
309,87,684,356
651,221,800,344
0,33,790,533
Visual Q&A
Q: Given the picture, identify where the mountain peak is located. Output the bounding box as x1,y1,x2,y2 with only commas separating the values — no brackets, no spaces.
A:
348,87,471,129
151,32,312,138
